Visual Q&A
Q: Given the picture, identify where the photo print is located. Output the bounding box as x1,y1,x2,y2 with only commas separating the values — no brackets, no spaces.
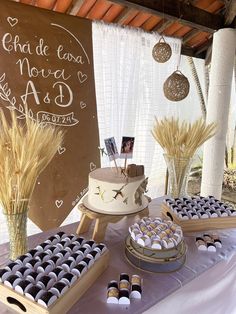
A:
120,136,135,158
104,137,119,161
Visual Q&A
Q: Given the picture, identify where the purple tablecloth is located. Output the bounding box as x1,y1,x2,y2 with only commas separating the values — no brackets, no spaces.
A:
1,198,236,314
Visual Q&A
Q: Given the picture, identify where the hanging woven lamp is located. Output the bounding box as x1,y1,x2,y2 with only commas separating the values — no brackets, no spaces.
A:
163,70,190,101
152,36,172,63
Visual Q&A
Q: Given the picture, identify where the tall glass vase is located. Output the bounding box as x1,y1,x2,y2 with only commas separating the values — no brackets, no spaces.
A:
4,209,28,260
164,154,193,198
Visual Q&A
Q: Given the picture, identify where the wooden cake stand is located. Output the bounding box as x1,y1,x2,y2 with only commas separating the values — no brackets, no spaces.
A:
76,204,149,242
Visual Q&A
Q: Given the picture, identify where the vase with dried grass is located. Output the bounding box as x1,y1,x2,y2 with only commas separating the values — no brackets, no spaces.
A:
0,108,63,260
152,117,216,198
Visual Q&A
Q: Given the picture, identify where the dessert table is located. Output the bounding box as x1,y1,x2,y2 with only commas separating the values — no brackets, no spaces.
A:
0,197,236,314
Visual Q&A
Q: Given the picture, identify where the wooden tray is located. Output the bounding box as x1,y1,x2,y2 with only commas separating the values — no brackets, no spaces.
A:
0,251,109,314
162,203,236,232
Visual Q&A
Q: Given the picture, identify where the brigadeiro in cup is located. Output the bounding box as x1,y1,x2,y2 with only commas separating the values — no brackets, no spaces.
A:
15,267,31,278
50,281,68,297
0,269,11,283
60,272,77,287
48,266,65,281
37,261,53,274
71,263,87,278
37,291,57,308
15,279,33,295
25,285,45,301
5,262,21,273
37,275,55,290
4,274,21,288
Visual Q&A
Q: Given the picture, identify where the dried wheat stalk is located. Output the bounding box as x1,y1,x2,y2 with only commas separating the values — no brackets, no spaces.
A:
151,117,216,159
0,108,64,215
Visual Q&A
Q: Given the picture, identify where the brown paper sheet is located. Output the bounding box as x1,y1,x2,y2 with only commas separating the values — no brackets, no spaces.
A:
0,0,100,230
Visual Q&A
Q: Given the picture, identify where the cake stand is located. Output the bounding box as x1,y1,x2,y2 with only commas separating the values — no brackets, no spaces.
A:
76,198,150,242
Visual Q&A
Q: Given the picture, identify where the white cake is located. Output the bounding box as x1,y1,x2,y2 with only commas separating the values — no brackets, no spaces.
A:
83,167,148,214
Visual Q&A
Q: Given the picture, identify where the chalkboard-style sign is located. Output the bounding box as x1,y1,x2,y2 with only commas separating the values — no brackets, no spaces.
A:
0,0,100,230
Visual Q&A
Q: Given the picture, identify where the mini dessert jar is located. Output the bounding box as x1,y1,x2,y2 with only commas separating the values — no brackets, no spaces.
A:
118,290,130,305
107,280,118,290
107,287,119,304
130,284,142,299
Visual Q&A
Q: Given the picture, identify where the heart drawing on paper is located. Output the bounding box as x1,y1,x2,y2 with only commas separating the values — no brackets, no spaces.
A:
58,146,66,155
7,17,18,27
55,200,63,208
80,101,86,109
90,162,96,172
77,71,88,84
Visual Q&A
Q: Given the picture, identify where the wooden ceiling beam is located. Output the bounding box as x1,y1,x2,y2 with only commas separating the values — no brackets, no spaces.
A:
224,0,236,25
182,29,199,44
195,37,213,57
113,6,134,23
67,0,84,15
152,20,172,33
111,0,225,33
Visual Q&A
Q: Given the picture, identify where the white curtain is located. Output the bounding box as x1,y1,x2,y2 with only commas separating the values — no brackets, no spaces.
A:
92,21,203,198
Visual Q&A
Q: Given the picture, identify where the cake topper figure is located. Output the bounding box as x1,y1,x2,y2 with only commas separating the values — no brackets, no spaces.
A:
112,184,127,200
98,147,107,157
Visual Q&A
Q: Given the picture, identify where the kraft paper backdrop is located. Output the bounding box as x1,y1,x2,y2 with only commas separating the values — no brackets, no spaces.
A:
0,0,100,230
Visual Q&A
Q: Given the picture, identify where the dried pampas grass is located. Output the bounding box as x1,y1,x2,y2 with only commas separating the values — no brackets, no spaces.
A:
0,108,64,215
151,117,216,159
